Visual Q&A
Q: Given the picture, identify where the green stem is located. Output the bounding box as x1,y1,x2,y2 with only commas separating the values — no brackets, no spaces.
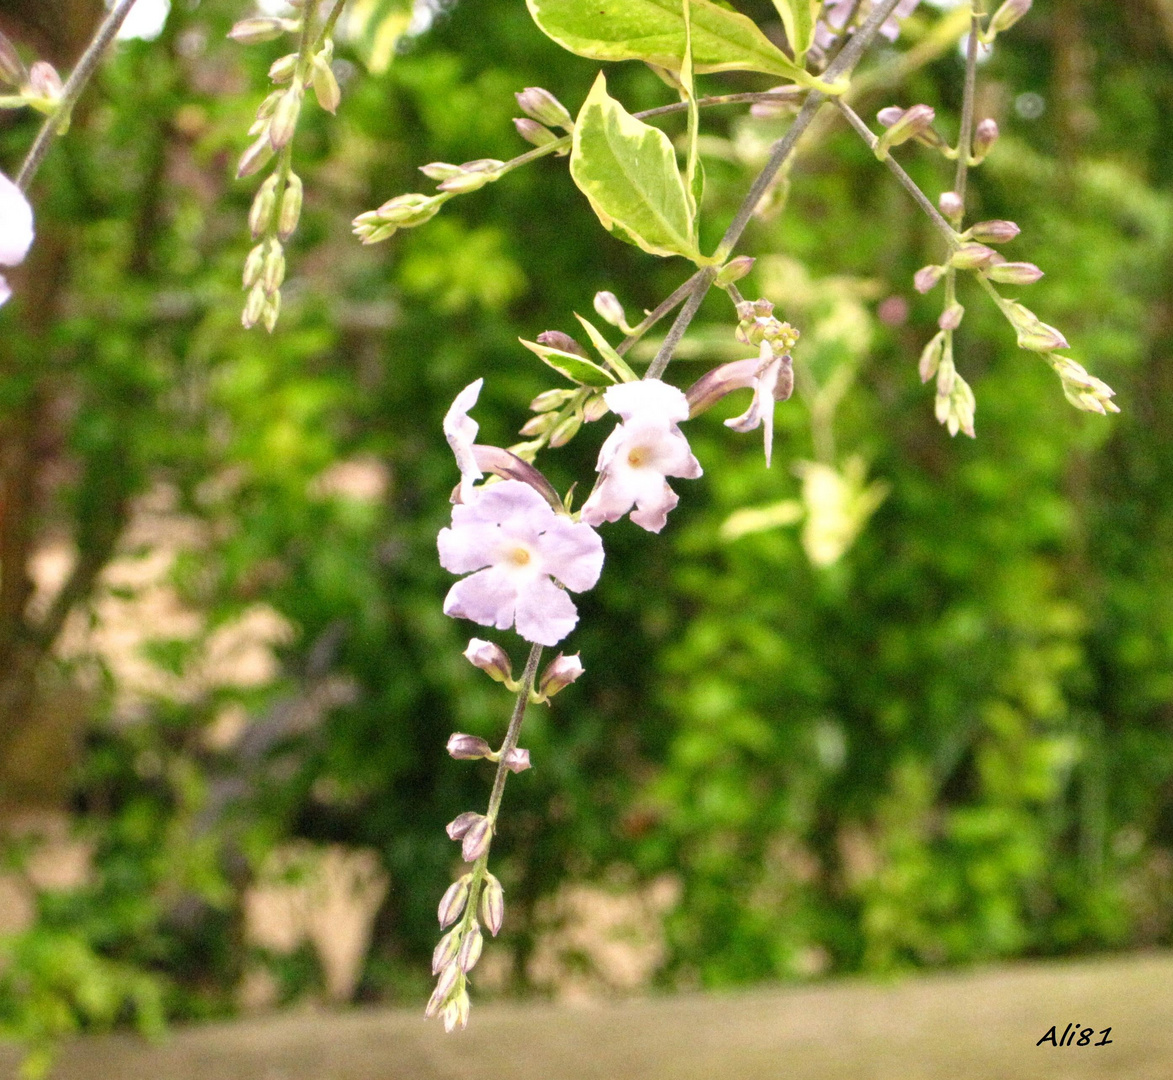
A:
952,7,983,209
616,270,705,357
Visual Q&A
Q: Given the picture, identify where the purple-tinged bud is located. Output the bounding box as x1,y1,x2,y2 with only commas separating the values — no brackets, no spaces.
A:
972,119,1000,160
938,302,964,331
752,298,774,318
262,290,281,333
1006,301,1069,352
420,162,463,181
968,219,1019,244
243,244,266,290
548,411,583,448
249,175,278,237
939,191,963,221
593,290,626,328
914,264,945,294
261,243,285,295
685,357,760,417
536,330,588,358
520,412,557,436
447,733,493,760
715,256,755,288
237,135,275,179
539,653,584,698
447,811,484,841
27,61,63,102
438,875,471,928
426,962,460,1017
1049,355,1120,415
457,920,483,972
463,638,514,684
530,388,576,413
229,18,292,44
278,173,303,240
919,331,946,384
481,873,504,936
268,84,303,150
432,928,461,974
950,243,998,270
255,89,283,122
874,105,935,159
461,816,493,863
514,117,558,148
268,54,298,83
312,52,342,114
986,261,1043,285
503,748,531,773
437,169,497,195
0,32,27,88
371,193,441,228
516,87,573,131
876,106,904,127
242,283,267,329
989,0,1032,36
583,395,609,422
442,988,470,1032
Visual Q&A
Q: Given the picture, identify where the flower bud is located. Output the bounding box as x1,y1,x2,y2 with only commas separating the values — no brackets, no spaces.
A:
519,412,558,437
918,331,946,384
715,256,755,288
242,244,266,289
442,988,470,1032
447,811,485,841
593,290,626,329
268,54,298,83
27,61,62,102
312,51,341,114
447,733,493,760
514,117,558,147
938,302,964,331
463,638,513,683
438,875,471,928
548,411,583,448
989,0,1032,36
461,815,493,862
538,653,584,698
428,962,460,1016
516,87,573,131
503,748,531,773
0,32,27,88
261,242,285,295
457,920,483,972
437,170,496,194
249,174,278,237
420,162,463,181
242,283,267,328
936,369,976,438
874,104,936,159
237,135,274,179
968,219,1019,244
529,388,577,413
950,242,997,270
583,394,609,422
228,17,291,44
972,118,1000,160
268,85,303,151
535,330,588,357
375,193,442,227
938,191,963,221
1049,355,1119,414
914,264,945,294
986,261,1043,285
480,873,504,936
278,173,303,240
876,106,904,127
1006,301,1068,352
432,927,460,974
262,290,281,333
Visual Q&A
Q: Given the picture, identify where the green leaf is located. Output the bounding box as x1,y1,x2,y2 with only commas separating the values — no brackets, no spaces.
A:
771,0,820,62
527,0,813,82
520,338,617,386
680,0,701,236
574,314,640,382
340,0,416,74
570,72,699,261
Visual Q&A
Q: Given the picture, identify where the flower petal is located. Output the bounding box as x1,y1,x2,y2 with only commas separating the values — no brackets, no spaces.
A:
539,516,604,592
443,566,520,631
0,172,34,268
444,379,484,501
514,575,579,646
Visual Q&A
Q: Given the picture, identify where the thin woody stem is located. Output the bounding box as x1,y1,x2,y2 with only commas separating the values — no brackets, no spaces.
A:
952,6,984,208
617,270,705,357
15,0,139,191
485,642,543,824
646,266,717,379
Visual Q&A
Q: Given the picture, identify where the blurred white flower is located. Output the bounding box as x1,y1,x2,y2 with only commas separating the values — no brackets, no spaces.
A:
0,171,34,308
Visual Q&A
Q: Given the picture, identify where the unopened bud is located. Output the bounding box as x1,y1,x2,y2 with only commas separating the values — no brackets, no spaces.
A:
538,653,584,698
529,388,576,413
447,811,484,841
420,162,463,181
939,191,963,221
249,174,278,237
972,118,1000,160
438,169,497,195
874,104,935,159
914,264,945,294
1007,301,1068,352
548,411,583,448
536,331,588,357
715,256,755,288
374,193,442,227
938,302,964,331
268,54,298,83
503,748,531,773
989,0,1032,36
447,733,493,760
438,875,471,928
228,18,291,45
514,117,558,147
463,638,514,683
516,87,573,131
481,873,504,936
27,61,62,102
461,816,493,862
583,394,609,422
268,85,303,150
936,369,976,438
593,290,626,328
519,412,558,437
986,261,1043,285
969,219,1019,244
919,331,946,383
312,52,341,114
242,244,266,289
1049,355,1120,415
278,173,303,239
261,242,285,294
0,32,27,87
442,989,470,1032
457,920,483,972
237,135,274,179
242,283,267,328
432,928,460,974
429,962,460,1015
262,290,281,333
950,242,997,270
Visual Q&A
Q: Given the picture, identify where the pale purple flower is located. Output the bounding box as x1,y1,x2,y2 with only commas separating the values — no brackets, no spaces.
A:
438,479,603,646
444,378,485,502
814,0,921,55
580,380,701,534
723,342,794,468
0,171,34,308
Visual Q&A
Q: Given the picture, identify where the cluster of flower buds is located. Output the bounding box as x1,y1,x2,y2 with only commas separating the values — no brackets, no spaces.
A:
514,86,574,152
428,867,505,1031
874,105,939,159
0,32,63,117
918,332,975,437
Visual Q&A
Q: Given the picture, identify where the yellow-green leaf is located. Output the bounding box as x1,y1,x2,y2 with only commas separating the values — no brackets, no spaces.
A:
520,338,617,386
574,314,639,382
771,0,820,62
340,0,415,74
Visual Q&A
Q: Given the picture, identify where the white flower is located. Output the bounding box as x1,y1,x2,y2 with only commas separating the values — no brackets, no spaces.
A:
722,341,793,468
580,379,701,534
0,171,34,308
438,479,604,646
444,378,484,502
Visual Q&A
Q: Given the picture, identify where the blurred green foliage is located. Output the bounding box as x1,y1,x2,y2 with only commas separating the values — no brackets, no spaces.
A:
0,0,1171,1062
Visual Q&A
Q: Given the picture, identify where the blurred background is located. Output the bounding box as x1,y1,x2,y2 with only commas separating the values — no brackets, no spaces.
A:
0,0,1170,1065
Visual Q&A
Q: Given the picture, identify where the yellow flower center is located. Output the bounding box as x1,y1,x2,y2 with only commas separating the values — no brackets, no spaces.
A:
508,546,531,566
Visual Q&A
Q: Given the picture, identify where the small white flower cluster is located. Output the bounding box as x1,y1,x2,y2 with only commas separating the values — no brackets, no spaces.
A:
0,171,34,308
